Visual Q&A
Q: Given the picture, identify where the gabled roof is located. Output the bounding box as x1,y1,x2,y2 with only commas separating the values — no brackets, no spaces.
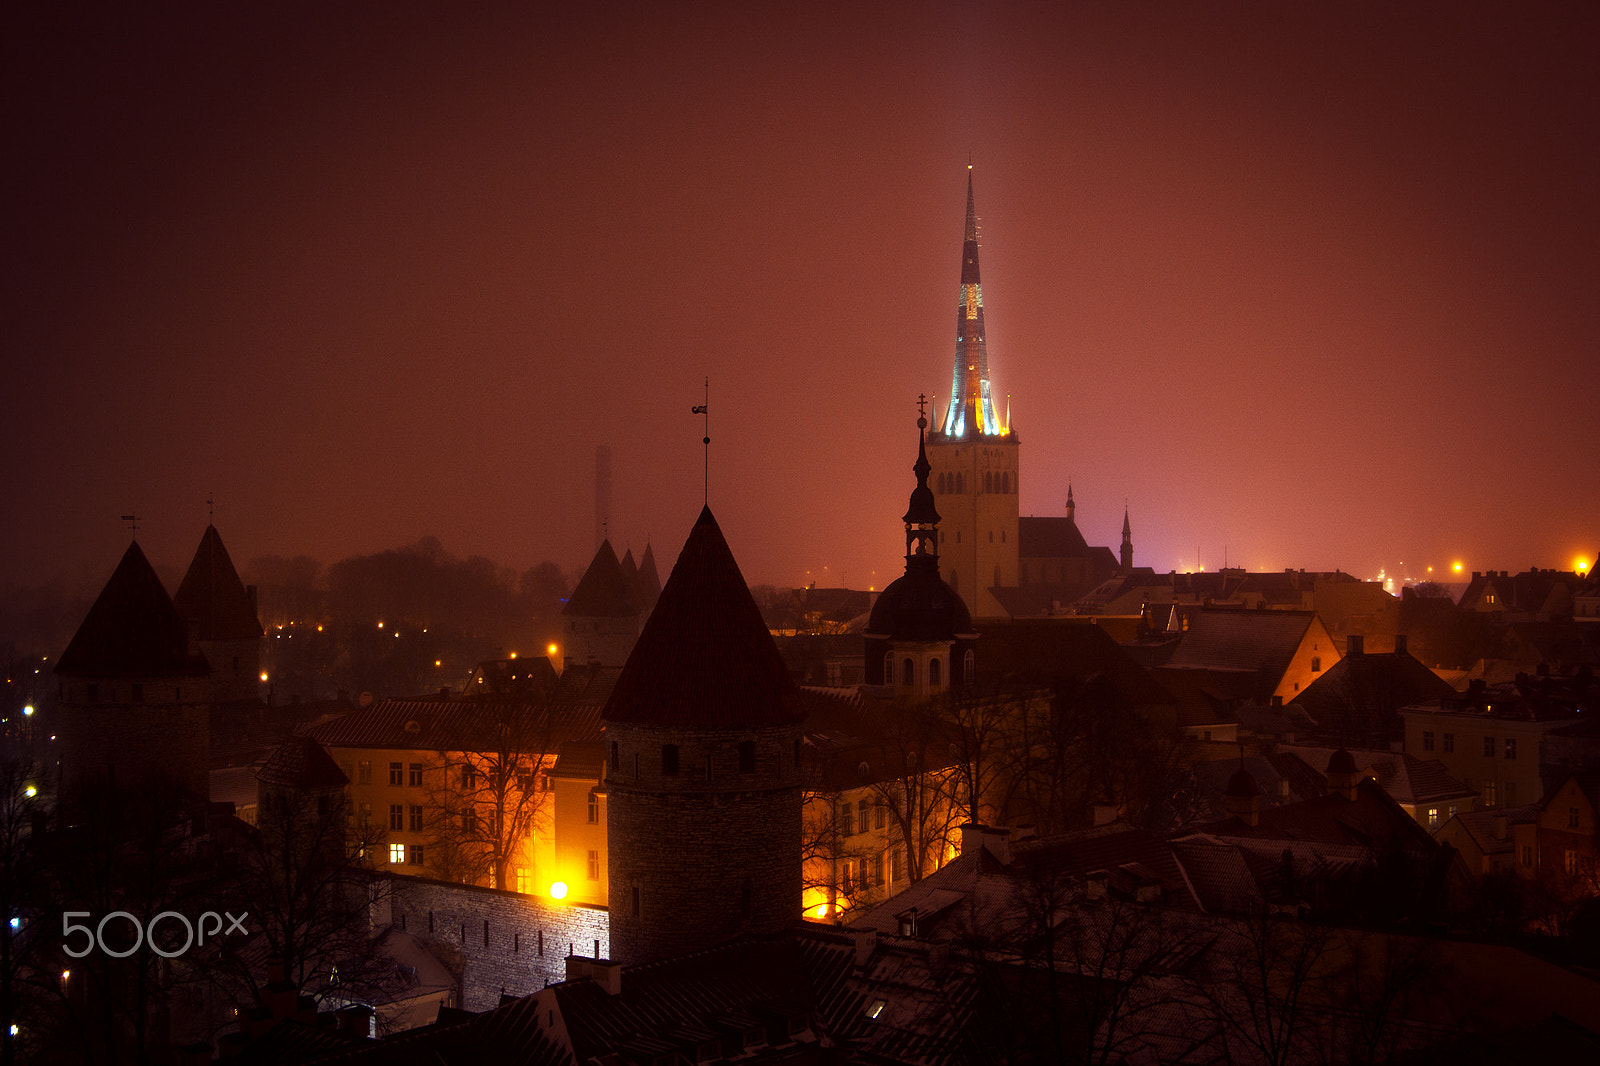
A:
1289,647,1456,744
56,541,210,679
1163,608,1322,701
972,620,1175,707
604,507,804,729
563,540,637,619
1017,515,1093,557
256,736,349,789
172,524,263,641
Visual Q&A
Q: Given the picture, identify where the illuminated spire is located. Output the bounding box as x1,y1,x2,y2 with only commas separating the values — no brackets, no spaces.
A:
940,168,1001,438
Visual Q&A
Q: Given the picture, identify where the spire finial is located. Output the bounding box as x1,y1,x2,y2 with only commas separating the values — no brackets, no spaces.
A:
691,378,710,505
207,492,215,524
121,513,139,537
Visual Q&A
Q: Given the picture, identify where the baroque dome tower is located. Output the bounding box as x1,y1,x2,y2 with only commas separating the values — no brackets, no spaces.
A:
864,412,979,700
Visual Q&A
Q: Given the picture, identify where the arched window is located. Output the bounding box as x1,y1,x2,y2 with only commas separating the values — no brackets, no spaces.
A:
929,658,942,687
956,472,965,494
964,649,975,681
1001,472,1010,494
902,658,914,686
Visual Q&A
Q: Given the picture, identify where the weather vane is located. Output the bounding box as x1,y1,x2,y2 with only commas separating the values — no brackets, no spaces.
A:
691,378,710,505
207,492,215,523
121,513,139,536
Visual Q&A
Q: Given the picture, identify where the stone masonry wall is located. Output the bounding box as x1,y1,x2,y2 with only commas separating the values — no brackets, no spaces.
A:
381,874,609,1012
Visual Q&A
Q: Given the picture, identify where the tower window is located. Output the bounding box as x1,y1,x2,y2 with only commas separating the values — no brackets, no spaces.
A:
738,740,755,773
964,649,975,681
662,744,680,775
929,658,941,687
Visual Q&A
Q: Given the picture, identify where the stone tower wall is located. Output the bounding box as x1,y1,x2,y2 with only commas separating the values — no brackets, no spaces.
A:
605,720,802,965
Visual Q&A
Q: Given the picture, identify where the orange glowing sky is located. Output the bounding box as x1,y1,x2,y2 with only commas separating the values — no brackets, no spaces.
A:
6,2,1598,600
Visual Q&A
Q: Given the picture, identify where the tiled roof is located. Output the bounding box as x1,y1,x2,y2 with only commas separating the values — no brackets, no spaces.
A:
1445,804,1539,853
1017,515,1092,556
1277,746,1476,806
563,540,637,619
56,541,211,679
173,524,263,641
257,736,349,789
969,620,1175,707
1290,649,1457,745
1164,608,1317,682
305,696,603,752
604,507,804,729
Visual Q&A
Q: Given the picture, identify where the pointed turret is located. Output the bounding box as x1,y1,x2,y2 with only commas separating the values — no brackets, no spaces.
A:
1066,482,1076,522
1120,506,1134,573
174,524,263,700
57,541,207,680
562,540,643,668
940,170,1003,440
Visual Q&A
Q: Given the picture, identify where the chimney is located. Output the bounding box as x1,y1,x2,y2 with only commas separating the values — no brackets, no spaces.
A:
958,823,1013,865
853,929,877,970
1394,634,1408,655
1347,634,1364,656
589,959,623,996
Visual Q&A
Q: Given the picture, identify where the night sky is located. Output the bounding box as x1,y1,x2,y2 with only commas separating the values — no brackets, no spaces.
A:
8,2,1598,603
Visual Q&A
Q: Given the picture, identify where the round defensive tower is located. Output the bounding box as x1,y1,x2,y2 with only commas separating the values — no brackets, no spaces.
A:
602,505,807,964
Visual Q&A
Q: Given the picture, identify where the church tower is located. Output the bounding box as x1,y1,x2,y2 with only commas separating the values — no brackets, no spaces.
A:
1120,507,1134,574
925,169,1019,619
864,412,978,699
603,507,806,965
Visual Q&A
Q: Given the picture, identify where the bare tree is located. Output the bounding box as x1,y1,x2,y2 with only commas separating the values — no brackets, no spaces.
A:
422,698,561,891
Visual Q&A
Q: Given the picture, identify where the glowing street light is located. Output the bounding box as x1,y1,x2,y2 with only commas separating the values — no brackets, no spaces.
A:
549,881,568,900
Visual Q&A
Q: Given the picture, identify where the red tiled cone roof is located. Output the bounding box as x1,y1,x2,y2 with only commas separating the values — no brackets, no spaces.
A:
604,506,804,729
173,524,263,641
55,541,210,678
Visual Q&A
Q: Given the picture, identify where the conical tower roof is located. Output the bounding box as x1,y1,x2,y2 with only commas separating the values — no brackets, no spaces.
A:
564,540,638,618
56,541,209,678
604,507,803,729
173,525,262,641
619,548,640,588
256,736,348,789
635,544,662,613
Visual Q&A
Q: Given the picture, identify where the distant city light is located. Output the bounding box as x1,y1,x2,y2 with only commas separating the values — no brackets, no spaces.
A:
549,881,567,900
22,705,33,717
546,643,558,656
260,672,269,683
377,621,384,629
434,660,442,668
1576,557,1590,573
24,785,37,798
1452,562,1463,573
509,651,518,660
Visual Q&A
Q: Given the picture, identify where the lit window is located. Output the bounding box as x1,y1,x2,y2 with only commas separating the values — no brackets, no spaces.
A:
866,999,887,1020
1427,807,1438,827
1485,781,1496,806
389,844,406,864
516,868,530,894
389,804,403,830
1567,850,1579,875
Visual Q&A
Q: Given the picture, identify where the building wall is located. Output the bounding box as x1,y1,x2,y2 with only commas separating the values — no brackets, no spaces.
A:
550,772,607,906
329,743,556,890
58,694,209,800
1402,712,1557,810
1273,617,1341,703
925,436,1019,620
384,875,609,1012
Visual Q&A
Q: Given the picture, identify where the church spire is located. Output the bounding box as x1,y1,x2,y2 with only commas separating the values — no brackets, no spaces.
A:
903,405,941,569
1121,505,1134,573
940,168,1002,439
